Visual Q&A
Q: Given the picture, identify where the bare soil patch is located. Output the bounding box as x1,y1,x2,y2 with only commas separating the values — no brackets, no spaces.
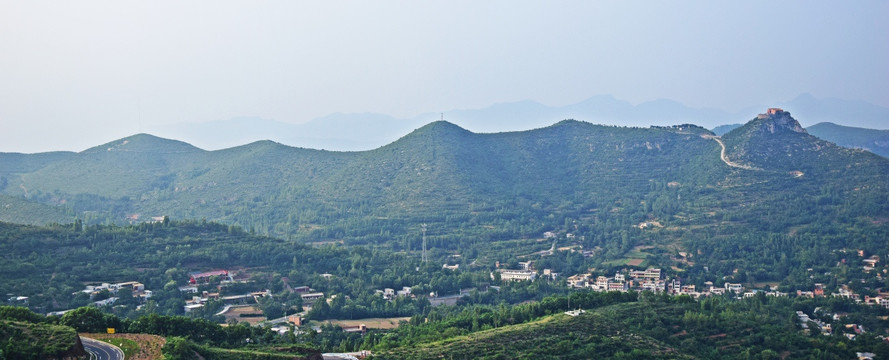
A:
322,317,411,330
221,305,266,325
626,259,644,266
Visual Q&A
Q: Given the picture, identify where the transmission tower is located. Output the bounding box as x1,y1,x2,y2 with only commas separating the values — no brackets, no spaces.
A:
421,224,428,263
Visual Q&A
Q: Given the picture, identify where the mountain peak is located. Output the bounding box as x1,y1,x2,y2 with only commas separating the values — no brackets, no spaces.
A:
751,108,807,135
81,133,204,154
720,109,844,172
415,121,472,135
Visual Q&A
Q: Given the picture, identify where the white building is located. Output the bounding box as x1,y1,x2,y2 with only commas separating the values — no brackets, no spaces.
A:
496,269,537,282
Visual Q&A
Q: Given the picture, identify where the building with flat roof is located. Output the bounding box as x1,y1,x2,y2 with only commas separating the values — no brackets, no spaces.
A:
495,269,537,282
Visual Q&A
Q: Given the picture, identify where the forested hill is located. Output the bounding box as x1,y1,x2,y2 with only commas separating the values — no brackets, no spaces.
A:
0,112,887,253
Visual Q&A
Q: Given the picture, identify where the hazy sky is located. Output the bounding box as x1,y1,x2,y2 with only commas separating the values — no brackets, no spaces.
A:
1,1,887,152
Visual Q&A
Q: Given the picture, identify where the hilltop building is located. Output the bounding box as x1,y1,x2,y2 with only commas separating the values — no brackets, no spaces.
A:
757,107,785,119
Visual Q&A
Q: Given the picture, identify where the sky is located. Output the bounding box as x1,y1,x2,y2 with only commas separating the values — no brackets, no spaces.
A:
1,1,887,153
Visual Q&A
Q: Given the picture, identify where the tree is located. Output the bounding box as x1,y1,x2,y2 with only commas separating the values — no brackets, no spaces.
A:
260,297,285,319
162,337,197,360
60,307,107,332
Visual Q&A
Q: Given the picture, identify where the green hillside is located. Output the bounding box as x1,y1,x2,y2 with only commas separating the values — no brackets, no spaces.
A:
0,307,87,359
383,310,687,360
378,294,886,359
0,113,887,273
0,121,730,234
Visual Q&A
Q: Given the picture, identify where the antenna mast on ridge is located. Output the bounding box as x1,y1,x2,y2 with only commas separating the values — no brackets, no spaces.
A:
421,224,428,263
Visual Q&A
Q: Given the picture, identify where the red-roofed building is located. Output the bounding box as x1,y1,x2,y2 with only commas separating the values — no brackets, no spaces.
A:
189,270,230,284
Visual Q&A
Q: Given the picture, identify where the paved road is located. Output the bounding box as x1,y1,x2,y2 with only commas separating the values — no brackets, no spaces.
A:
81,336,125,360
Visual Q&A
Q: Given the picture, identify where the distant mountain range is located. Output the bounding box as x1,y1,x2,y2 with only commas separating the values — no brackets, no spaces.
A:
806,122,889,158
145,93,889,152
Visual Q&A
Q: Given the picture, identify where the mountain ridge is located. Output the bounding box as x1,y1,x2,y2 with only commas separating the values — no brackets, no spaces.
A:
806,122,889,158
1,111,886,249
138,94,889,153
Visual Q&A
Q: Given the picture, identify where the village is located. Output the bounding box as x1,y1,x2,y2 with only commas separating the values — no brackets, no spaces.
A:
18,237,886,357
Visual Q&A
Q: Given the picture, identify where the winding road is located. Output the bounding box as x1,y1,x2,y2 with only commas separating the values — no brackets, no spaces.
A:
702,134,757,170
81,336,124,360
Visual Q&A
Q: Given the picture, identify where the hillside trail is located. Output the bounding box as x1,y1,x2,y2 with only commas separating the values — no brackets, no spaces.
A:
701,135,758,170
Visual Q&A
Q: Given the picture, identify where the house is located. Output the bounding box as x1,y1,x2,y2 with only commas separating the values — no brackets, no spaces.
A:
724,283,743,293
567,274,590,288
7,296,28,305
607,282,628,292
442,264,459,271
814,284,825,296
78,281,150,300
92,297,118,307
270,326,291,335
596,276,609,290
382,288,395,300
496,269,537,282
670,280,682,293
47,309,74,317
834,287,860,300
863,256,879,270
342,324,367,334
116,281,145,292
542,269,558,280
189,270,232,284
220,294,255,305
629,268,662,281
184,303,204,313
640,281,660,292
301,292,325,303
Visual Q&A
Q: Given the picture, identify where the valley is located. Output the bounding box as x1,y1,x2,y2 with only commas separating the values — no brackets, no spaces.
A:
2,110,889,359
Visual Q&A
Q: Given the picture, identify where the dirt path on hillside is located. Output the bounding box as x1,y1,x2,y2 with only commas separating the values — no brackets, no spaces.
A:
702,135,758,170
